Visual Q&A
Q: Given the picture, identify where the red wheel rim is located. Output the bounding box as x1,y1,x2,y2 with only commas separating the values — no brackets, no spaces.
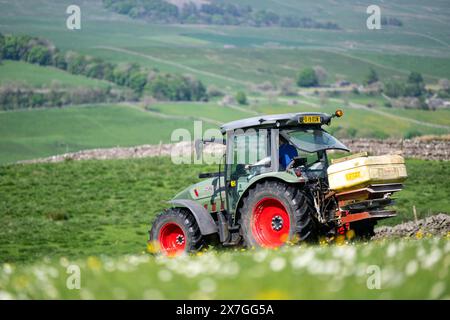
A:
158,222,186,256
252,197,290,248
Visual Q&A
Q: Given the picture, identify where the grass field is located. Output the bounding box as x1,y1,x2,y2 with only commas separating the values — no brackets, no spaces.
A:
0,60,116,89
0,238,449,299
0,157,449,299
0,157,448,265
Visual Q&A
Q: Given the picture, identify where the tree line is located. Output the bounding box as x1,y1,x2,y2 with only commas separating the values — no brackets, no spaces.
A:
0,85,134,110
0,33,208,103
103,0,340,29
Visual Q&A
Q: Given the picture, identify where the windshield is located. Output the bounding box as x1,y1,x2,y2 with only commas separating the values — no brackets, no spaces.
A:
283,129,349,153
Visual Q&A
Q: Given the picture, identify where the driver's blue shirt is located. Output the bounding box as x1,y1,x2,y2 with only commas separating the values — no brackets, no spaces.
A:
279,143,298,170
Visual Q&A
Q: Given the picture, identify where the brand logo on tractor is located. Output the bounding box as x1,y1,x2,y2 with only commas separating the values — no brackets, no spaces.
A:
346,171,361,181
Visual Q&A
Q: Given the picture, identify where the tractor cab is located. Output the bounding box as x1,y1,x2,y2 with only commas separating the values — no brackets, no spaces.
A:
220,111,348,216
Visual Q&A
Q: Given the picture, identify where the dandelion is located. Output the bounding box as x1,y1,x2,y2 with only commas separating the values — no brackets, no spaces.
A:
86,256,102,271
255,289,290,300
146,241,159,254
416,230,423,239
346,229,355,240
319,236,329,246
335,235,346,246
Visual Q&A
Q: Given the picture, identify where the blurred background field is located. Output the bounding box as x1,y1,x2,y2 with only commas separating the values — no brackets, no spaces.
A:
0,0,450,163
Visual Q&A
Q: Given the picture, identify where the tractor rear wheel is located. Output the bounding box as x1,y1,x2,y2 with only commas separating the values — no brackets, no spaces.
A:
239,181,318,248
149,208,203,256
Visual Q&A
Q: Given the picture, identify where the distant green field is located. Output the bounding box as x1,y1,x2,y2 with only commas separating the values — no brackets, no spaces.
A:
150,102,253,123
0,157,448,265
251,98,450,138
0,60,115,89
1,100,449,164
1,0,449,92
0,104,214,163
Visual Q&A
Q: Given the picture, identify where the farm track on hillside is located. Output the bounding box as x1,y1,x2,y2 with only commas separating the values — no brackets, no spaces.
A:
94,46,252,86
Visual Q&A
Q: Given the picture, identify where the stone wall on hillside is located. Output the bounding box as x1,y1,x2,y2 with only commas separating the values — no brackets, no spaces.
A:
341,138,449,161
18,138,449,164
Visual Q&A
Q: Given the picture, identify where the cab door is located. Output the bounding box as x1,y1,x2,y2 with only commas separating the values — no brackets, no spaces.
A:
225,128,274,218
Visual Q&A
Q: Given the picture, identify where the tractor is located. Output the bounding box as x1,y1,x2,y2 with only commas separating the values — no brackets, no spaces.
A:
149,110,407,256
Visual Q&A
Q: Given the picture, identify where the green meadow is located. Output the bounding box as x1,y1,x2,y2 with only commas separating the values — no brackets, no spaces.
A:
0,157,448,264
0,60,116,89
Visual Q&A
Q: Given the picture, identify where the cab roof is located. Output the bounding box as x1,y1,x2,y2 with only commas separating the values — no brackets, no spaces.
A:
220,112,333,134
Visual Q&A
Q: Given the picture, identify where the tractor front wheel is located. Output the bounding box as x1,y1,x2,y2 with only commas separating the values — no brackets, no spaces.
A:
149,208,203,256
239,181,318,248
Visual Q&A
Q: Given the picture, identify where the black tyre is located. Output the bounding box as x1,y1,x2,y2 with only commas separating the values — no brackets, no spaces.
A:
350,220,376,240
239,181,318,248
149,208,203,256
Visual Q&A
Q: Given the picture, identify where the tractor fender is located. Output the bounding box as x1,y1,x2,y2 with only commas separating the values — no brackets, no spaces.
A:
169,199,218,235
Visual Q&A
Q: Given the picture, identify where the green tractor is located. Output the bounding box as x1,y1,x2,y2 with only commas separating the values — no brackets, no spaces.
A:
149,110,407,256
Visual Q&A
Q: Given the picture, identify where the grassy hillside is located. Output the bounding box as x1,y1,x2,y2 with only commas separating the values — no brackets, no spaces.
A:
0,60,116,89
0,0,449,91
150,101,254,122
0,104,215,164
0,157,448,264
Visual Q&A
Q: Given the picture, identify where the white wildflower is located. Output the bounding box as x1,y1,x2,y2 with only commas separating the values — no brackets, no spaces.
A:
158,269,173,282
429,282,446,299
199,278,217,293
270,257,286,272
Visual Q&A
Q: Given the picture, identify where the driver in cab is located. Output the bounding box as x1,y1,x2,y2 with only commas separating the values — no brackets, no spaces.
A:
279,136,298,170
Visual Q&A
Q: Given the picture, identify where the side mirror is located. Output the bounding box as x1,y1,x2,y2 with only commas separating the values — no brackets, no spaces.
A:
194,137,217,160
194,139,203,160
